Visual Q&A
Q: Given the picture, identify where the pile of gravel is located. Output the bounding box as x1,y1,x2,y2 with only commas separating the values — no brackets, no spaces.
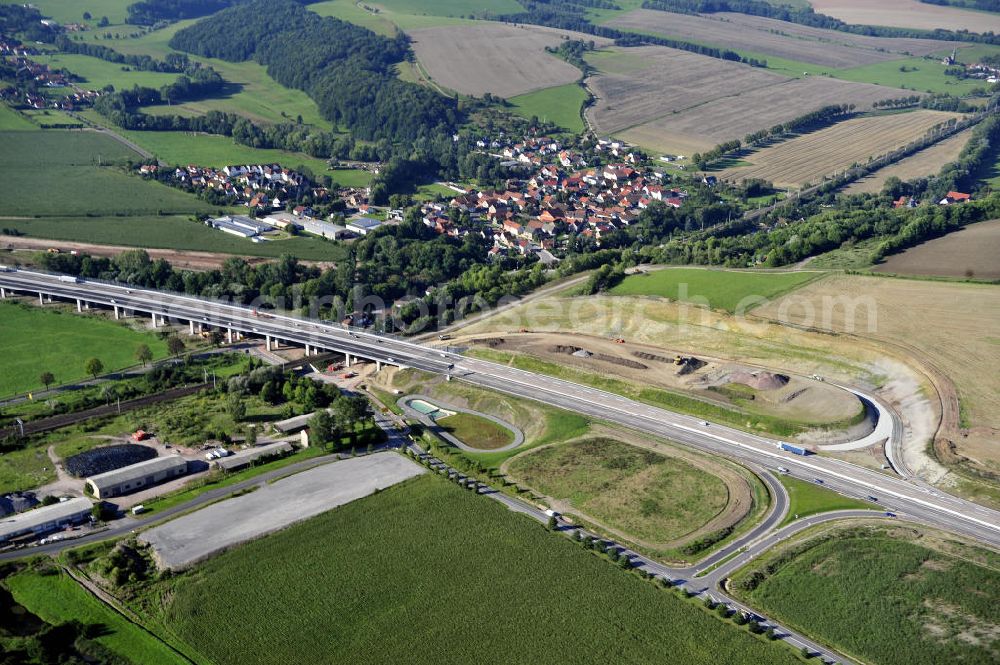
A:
65,444,157,478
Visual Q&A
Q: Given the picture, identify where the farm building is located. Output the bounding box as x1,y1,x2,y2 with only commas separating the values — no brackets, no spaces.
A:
213,442,293,472
86,456,189,499
0,497,92,544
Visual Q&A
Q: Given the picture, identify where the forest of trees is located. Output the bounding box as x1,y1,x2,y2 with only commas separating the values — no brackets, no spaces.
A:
166,0,459,144
124,0,316,25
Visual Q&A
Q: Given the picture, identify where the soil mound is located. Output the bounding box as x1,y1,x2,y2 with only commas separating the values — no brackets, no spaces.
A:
727,371,789,391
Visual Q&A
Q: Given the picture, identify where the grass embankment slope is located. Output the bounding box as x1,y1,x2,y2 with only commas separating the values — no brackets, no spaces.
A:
731,524,1000,665
0,301,169,396
5,568,187,665
509,83,588,133
436,411,515,450
507,437,730,545
778,475,872,526
146,475,799,665
608,268,822,312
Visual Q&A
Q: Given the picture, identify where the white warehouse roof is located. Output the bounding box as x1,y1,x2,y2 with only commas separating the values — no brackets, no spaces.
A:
0,497,92,541
86,456,188,492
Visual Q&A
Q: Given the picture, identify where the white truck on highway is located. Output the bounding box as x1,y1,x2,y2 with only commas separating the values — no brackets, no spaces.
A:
57,275,81,283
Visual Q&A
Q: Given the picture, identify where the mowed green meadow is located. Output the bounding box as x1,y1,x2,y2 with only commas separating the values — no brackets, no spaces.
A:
778,475,872,527
734,531,1000,665
2,0,132,25
0,104,41,130
154,475,798,665
510,83,587,133
5,568,187,665
608,268,822,312
0,301,169,396
507,437,729,545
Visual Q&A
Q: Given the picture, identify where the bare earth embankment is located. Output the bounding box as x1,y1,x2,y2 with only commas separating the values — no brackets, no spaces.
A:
756,274,1000,475
718,110,961,188
408,23,611,98
607,9,953,68
809,0,1000,33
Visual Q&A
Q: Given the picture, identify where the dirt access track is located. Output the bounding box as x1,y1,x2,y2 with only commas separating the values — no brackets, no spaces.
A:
0,235,334,271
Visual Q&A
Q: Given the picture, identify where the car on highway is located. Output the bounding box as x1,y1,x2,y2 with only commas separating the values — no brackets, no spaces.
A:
777,467,790,474
885,512,897,518
814,478,824,484
868,495,879,502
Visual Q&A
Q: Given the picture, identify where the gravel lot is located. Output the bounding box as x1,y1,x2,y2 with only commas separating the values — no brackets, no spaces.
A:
141,453,425,569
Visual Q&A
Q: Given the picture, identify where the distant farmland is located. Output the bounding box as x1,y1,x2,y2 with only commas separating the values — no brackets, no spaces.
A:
586,46,915,155
409,23,611,98
718,110,961,189
606,9,953,68
843,127,974,195
810,0,1000,33
873,218,1000,280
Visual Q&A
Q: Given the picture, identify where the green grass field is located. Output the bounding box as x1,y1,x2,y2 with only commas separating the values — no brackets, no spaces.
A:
0,301,170,396
1,215,348,261
361,0,521,16
5,568,187,665
778,475,872,526
833,57,987,95
733,529,1000,665
437,411,515,450
509,83,587,133
608,268,822,312
0,104,42,130
22,109,85,127
3,0,132,24
508,437,729,545
33,52,180,89
148,474,799,665
309,0,401,35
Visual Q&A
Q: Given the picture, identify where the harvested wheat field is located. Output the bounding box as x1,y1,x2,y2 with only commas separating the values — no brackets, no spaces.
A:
607,9,952,68
873,219,1000,280
757,274,1000,472
810,0,1000,34
586,46,786,135
718,110,961,188
843,127,973,195
620,75,915,156
408,23,611,98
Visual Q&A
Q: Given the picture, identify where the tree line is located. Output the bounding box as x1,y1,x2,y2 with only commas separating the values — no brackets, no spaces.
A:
54,35,190,72
125,0,314,26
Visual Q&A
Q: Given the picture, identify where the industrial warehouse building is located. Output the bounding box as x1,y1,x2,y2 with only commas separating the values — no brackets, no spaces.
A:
86,456,189,499
213,442,293,472
0,497,92,544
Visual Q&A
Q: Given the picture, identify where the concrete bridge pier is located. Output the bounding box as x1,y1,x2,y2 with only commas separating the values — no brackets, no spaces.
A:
345,354,353,367
76,299,82,312
0,287,6,299
266,335,272,352
38,292,44,305
114,305,120,320
226,328,233,344
376,360,382,372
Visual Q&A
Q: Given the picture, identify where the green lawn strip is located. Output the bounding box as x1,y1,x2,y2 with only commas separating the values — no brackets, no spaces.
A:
0,301,170,397
2,215,346,261
466,348,820,438
436,411,515,450
608,268,823,313
509,83,588,133
778,474,872,527
21,0,132,24
730,527,1000,665
133,474,799,665
5,569,188,665
33,51,180,89
832,56,986,95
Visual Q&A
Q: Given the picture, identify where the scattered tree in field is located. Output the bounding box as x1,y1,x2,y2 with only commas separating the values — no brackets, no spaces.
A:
245,424,257,446
83,11,92,20
135,344,153,367
227,394,247,422
801,647,812,659
39,371,55,390
167,335,185,356
309,410,339,449
209,330,225,346
84,357,104,379
547,515,558,530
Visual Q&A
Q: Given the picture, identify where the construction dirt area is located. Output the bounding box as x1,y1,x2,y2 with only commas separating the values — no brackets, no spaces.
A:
141,453,425,569
460,331,865,435
756,274,1000,481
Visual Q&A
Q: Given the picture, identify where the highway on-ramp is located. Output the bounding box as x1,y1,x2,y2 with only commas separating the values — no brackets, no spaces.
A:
2,269,998,553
